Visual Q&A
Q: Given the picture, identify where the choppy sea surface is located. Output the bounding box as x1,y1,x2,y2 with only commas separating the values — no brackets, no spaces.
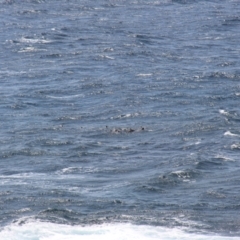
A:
1,0,240,239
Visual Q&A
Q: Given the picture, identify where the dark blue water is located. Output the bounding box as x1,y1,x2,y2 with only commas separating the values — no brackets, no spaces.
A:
1,0,240,239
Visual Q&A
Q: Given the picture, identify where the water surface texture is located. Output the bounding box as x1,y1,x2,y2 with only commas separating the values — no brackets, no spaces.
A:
1,0,240,239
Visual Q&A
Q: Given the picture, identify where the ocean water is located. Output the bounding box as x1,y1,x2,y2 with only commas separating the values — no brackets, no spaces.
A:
0,0,240,239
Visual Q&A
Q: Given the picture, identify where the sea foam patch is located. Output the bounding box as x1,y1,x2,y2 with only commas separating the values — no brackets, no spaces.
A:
0,222,238,240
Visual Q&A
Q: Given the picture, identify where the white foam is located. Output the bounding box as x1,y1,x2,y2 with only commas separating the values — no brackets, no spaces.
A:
0,222,238,240
215,155,235,162
19,37,51,44
224,131,239,137
114,113,140,119
99,55,115,60
231,144,240,150
0,172,46,179
122,113,132,118
18,47,36,52
219,109,228,115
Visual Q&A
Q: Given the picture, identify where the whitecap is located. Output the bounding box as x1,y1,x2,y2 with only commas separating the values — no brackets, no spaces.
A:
57,167,100,175
0,70,27,76
171,170,192,181
219,109,228,115
231,143,240,150
224,131,239,137
18,47,47,53
19,37,51,44
98,55,115,60
137,73,153,77
214,155,235,162
46,94,84,99
120,113,132,118
0,172,46,179
18,47,36,52
0,222,238,240
114,113,140,119
16,208,31,213
60,167,79,174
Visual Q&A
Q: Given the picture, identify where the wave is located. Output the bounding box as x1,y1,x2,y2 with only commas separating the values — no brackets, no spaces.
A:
0,222,238,240
14,37,51,44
